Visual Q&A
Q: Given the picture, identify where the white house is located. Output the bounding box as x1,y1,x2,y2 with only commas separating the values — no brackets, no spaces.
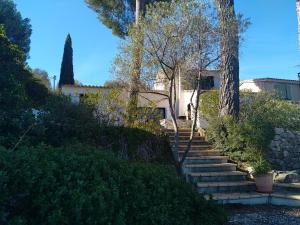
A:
61,70,221,121
240,77,300,102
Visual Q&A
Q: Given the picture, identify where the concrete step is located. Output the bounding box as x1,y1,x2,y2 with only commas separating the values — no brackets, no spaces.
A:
184,163,236,173
205,191,300,206
167,132,201,137
188,171,247,183
177,145,212,150
169,136,205,141
178,150,221,157
170,137,210,145
167,129,192,132
171,143,211,148
204,192,269,204
197,181,255,194
273,183,300,193
184,156,228,164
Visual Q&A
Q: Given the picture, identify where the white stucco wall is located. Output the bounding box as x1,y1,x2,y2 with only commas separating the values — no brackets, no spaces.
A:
61,69,221,121
61,85,172,119
240,80,263,93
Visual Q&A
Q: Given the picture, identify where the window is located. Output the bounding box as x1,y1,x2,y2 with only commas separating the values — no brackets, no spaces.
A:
274,84,292,100
156,108,166,119
200,76,215,90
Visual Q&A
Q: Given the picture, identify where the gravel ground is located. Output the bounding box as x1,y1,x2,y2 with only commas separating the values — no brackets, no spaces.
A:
225,205,300,225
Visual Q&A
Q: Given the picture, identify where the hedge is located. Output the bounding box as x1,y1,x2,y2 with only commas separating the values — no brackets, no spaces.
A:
0,144,227,225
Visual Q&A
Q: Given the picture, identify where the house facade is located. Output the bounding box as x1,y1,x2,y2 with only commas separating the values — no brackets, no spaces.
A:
62,74,300,124
240,77,300,102
61,70,221,121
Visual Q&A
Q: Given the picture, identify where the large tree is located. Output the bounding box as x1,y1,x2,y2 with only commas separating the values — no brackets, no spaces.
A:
0,0,32,58
215,0,240,119
0,26,48,148
58,34,75,88
85,0,169,38
86,0,170,124
113,0,221,170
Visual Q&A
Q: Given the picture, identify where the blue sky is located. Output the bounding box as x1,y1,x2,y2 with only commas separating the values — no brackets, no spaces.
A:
15,0,300,86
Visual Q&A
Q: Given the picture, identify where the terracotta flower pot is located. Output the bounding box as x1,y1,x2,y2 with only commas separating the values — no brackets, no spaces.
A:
255,173,273,193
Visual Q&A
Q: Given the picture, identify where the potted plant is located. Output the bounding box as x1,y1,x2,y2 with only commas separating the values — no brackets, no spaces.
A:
251,157,273,193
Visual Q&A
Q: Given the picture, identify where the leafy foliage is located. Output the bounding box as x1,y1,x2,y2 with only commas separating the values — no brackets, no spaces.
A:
201,91,300,166
251,156,272,177
58,34,75,87
0,27,48,148
80,89,126,126
199,90,219,119
32,68,51,89
0,0,32,58
0,31,169,161
0,144,227,225
85,0,171,37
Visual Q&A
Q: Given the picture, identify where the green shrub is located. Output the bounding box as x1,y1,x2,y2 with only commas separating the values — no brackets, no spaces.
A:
103,126,172,163
0,86,169,163
206,116,274,164
0,144,227,225
251,156,272,177
199,90,219,119
201,91,300,166
0,26,49,149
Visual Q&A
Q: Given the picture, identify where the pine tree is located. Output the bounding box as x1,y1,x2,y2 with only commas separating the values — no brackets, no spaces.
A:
215,0,239,119
59,34,75,87
85,0,170,38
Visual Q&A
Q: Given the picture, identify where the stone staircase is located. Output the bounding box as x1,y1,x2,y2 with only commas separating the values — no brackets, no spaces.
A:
167,128,300,206
167,128,257,202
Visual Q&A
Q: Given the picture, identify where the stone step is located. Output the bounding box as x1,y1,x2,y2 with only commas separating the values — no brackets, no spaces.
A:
170,139,208,144
204,192,269,204
188,171,247,183
167,129,192,132
167,132,201,137
171,142,210,147
205,192,300,206
169,136,205,141
178,150,221,157
273,183,300,193
184,156,228,164
184,163,236,173
177,145,212,151
197,181,256,194
168,133,205,140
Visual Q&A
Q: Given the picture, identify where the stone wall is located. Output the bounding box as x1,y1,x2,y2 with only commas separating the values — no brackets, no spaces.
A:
268,128,300,170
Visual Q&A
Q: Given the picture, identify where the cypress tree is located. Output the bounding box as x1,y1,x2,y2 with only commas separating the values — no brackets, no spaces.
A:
58,34,75,87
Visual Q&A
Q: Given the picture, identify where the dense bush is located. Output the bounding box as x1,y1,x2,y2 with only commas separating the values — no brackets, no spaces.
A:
105,126,172,163
0,144,227,225
12,93,170,163
0,26,48,149
200,91,300,166
199,90,219,119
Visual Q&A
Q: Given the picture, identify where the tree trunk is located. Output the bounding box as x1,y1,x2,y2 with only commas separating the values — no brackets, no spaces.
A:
168,74,180,163
297,0,300,51
127,0,145,124
215,0,239,119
